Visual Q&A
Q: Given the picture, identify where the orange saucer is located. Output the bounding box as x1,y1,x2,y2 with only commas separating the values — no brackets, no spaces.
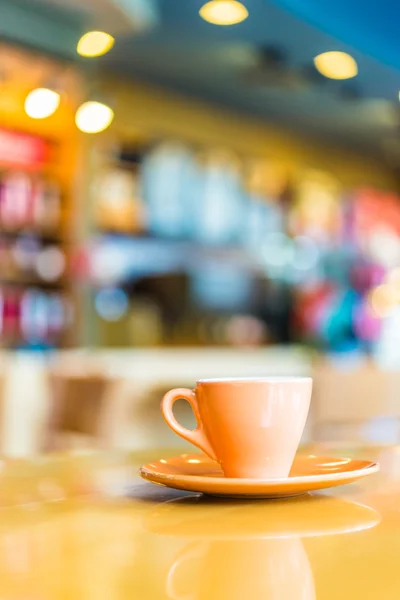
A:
140,453,379,498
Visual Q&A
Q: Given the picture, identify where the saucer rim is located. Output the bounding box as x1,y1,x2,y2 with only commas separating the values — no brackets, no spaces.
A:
140,453,379,487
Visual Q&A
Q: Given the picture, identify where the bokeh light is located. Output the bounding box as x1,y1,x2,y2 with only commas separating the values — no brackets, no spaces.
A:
368,227,400,267
77,31,115,57
199,1,248,25
385,268,400,300
95,288,128,321
261,232,294,270
36,247,65,281
24,88,60,119
75,101,114,133
368,284,398,318
314,51,358,80
293,236,320,271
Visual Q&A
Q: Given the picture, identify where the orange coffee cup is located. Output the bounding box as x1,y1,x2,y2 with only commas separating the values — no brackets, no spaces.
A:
161,377,312,478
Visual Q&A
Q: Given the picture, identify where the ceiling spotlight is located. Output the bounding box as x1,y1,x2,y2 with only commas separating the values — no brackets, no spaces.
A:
199,0,248,25
24,88,60,119
314,51,358,80
75,101,114,133
77,31,115,57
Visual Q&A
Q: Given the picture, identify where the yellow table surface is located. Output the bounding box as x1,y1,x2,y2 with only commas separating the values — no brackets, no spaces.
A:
0,444,398,600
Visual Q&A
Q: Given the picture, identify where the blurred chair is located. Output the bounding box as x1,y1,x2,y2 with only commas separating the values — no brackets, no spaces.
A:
44,371,114,451
312,359,400,444
128,383,197,449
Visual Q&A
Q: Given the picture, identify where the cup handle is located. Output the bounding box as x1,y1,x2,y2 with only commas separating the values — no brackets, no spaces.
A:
161,388,217,460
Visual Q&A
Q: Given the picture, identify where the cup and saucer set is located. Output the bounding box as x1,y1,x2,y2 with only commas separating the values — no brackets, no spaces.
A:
140,377,378,499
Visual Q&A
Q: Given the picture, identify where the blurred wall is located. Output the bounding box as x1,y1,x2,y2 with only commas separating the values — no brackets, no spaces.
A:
104,75,398,190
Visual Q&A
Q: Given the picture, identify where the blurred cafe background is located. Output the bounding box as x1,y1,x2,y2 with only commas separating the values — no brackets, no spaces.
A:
0,0,400,455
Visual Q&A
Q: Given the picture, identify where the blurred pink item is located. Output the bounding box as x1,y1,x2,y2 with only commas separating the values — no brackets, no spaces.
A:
353,299,382,341
0,172,32,229
225,315,266,347
0,128,50,169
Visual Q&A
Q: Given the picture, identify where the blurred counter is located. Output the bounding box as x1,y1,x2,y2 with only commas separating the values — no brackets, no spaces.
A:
0,346,312,456
0,444,397,599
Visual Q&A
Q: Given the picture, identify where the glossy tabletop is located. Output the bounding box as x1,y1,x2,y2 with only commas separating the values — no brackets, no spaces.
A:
0,444,399,599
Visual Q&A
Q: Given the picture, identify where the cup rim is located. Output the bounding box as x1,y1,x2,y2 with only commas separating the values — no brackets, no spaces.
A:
197,376,312,384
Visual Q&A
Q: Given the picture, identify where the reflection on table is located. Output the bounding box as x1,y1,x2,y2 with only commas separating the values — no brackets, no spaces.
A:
0,446,398,598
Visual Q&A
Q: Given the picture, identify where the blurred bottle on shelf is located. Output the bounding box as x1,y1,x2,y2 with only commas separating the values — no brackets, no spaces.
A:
0,235,65,285
190,262,253,312
33,178,61,232
47,294,66,341
0,172,32,230
290,170,341,245
193,150,244,245
93,168,146,234
1,288,21,345
225,314,267,347
12,235,40,276
1,286,69,348
0,238,15,278
0,171,61,234
142,142,199,239
128,298,163,346
244,158,287,248
35,245,66,282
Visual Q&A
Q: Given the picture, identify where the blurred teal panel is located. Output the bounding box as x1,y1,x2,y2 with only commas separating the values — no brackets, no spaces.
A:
0,0,84,59
269,0,400,70
112,0,159,30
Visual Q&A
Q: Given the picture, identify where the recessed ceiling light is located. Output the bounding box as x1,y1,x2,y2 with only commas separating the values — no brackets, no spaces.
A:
77,31,115,58
314,51,358,80
24,88,60,119
75,101,114,134
199,0,248,26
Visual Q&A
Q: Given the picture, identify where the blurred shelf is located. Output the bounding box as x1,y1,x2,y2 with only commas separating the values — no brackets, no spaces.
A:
95,229,146,239
0,229,63,244
89,233,271,289
96,230,247,251
0,277,66,289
